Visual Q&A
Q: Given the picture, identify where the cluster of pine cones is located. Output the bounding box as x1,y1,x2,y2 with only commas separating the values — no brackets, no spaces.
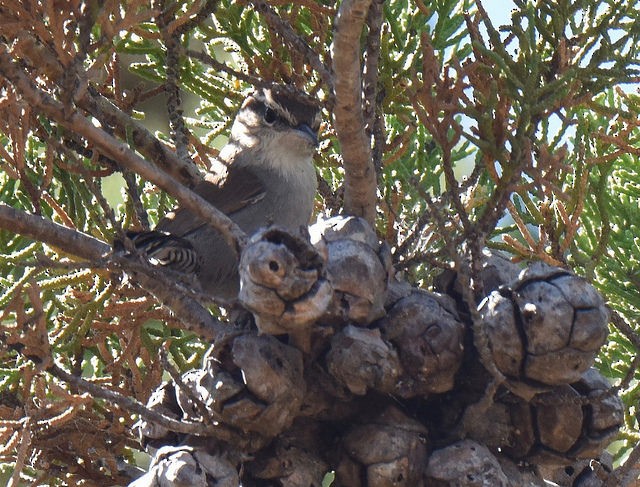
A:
130,216,620,487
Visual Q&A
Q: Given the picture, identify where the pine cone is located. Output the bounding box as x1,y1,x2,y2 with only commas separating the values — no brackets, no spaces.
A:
479,263,608,388
378,290,465,397
310,215,390,325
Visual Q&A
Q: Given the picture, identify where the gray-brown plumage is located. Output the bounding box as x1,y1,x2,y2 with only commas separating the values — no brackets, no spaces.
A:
131,86,321,304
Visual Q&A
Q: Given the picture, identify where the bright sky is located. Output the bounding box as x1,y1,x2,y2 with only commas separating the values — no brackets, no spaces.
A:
482,0,515,26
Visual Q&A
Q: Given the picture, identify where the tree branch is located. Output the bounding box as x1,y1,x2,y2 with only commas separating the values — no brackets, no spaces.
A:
605,438,640,487
12,31,202,188
0,204,233,343
80,89,203,188
0,203,110,260
156,0,194,168
332,0,377,224
48,363,248,444
363,0,384,132
0,44,246,257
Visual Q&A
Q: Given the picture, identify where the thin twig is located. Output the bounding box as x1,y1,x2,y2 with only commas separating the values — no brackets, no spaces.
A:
172,0,218,37
82,81,202,188
159,346,218,423
186,49,267,87
82,70,202,187
7,418,31,487
156,0,194,168
108,254,237,341
371,98,386,179
48,363,245,443
316,172,342,214
396,250,450,272
394,176,459,264
605,439,640,486
251,0,333,93
121,171,150,230
610,309,640,349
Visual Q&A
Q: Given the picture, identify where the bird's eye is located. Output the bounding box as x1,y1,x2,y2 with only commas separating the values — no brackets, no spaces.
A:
263,107,277,125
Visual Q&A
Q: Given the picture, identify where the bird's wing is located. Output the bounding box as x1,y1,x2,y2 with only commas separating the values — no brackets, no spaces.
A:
156,164,266,237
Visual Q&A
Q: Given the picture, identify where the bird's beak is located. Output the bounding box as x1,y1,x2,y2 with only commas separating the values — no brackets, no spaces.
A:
295,123,319,147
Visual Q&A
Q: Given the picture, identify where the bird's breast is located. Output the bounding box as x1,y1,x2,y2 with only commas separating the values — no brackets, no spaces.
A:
234,162,316,233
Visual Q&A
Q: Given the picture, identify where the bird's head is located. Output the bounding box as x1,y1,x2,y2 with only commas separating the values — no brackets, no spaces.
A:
221,86,322,177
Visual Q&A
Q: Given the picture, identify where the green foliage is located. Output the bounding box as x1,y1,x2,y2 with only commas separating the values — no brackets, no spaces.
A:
1,0,640,483
569,88,640,453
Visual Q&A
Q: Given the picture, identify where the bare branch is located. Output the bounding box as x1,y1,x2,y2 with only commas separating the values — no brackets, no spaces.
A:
48,363,248,444
332,0,377,224
363,0,384,132
0,203,110,260
610,309,640,349
364,0,385,181
156,0,194,168
78,90,203,187
0,44,246,257
172,0,219,37
0,204,233,342
316,171,343,214
604,438,640,487
108,255,236,342
13,31,201,187
8,417,31,487
121,171,150,230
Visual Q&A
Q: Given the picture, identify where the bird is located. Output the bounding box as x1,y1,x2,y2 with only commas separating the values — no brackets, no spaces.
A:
126,86,321,304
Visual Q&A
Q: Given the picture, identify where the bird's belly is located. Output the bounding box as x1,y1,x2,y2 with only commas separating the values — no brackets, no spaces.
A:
189,190,313,300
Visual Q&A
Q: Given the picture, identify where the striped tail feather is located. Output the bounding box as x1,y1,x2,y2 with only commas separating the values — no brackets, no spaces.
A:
122,231,199,274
